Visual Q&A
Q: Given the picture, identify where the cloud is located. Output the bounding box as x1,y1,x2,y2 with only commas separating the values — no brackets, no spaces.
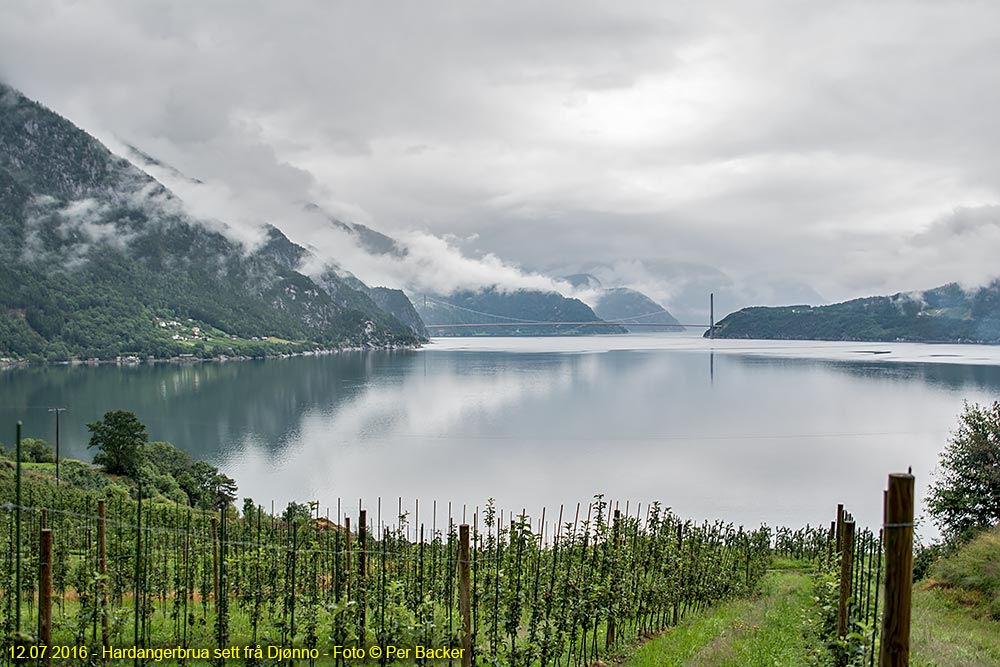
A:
115,144,576,297
856,205,1000,293
21,195,137,268
2,1,1000,304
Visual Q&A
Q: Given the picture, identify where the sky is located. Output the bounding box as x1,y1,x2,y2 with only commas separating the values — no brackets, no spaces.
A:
2,1,1000,312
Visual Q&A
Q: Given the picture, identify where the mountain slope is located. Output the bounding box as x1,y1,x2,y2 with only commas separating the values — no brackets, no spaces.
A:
0,83,421,360
710,282,1000,343
592,288,684,332
368,288,428,336
416,288,627,336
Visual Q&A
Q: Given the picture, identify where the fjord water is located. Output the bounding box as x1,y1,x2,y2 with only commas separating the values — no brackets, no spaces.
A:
4,334,1000,536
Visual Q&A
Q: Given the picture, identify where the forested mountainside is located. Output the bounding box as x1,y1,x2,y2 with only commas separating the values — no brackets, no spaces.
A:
593,288,683,332
0,83,423,360
710,281,1000,343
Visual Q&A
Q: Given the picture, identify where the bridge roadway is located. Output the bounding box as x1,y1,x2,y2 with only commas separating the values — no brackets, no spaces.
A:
424,322,711,328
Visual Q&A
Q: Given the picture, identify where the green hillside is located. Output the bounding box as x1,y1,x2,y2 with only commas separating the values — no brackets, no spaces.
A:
0,83,422,361
710,282,1000,343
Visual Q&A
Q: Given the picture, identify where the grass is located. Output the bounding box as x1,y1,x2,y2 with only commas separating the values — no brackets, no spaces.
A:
910,525,1000,667
714,570,818,667
927,525,1000,620
624,566,821,667
623,597,754,667
910,586,1000,667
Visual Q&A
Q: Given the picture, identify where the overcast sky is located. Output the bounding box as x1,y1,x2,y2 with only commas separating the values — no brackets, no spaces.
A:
2,1,1000,305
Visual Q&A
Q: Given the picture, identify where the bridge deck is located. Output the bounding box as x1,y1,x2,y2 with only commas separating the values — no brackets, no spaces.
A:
425,322,710,328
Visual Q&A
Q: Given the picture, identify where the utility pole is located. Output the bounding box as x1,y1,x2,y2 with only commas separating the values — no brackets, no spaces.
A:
48,407,66,483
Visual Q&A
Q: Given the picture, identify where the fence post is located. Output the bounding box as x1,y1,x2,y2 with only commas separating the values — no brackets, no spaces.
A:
359,509,367,646
15,421,21,635
607,509,620,646
879,473,914,667
211,517,220,608
837,517,855,664
133,478,142,653
835,503,844,554
459,524,472,667
39,528,52,667
98,499,109,650
827,521,835,569
344,516,352,605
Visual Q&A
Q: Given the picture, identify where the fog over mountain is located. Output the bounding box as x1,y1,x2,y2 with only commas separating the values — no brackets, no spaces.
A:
3,2,1000,314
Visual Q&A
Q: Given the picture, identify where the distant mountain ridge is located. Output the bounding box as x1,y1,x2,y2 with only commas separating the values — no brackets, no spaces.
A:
709,281,1000,343
416,288,628,336
592,288,683,332
0,82,423,360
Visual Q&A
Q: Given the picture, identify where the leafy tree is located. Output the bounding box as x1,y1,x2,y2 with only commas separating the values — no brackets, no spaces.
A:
282,501,313,523
86,410,148,477
19,438,55,463
178,460,237,510
209,471,238,511
926,401,1000,542
144,440,194,478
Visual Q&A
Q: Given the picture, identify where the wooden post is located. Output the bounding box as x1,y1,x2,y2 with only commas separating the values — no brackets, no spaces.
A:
879,473,914,667
98,499,109,650
211,517,220,608
837,518,855,659
835,503,844,554
459,524,472,667
358,509,367,645
39,529,53,667
827,521,835,569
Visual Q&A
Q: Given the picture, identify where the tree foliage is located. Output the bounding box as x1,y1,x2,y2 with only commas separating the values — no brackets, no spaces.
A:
19,438,56,463
143,442,237,510
87,410,148,477
926,401,1000,542
0,83,422,361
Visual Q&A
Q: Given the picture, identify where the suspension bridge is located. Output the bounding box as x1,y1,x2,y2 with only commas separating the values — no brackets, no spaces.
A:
421,293,720,335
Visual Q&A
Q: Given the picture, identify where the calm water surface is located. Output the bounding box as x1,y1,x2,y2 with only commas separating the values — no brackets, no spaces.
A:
4,334,1000,537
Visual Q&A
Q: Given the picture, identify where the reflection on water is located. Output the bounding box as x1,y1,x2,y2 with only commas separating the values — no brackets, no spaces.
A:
2,335,999,538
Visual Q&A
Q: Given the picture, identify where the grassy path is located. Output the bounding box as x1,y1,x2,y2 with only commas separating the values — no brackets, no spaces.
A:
624,568,818,667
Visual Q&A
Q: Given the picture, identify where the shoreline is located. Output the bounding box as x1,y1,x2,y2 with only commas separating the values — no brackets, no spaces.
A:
0,341,425,369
